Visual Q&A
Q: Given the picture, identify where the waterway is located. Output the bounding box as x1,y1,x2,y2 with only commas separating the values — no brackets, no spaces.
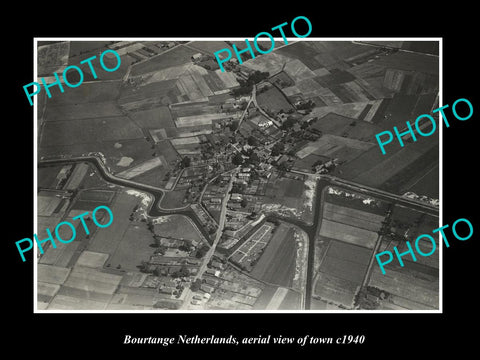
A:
38,158,389,310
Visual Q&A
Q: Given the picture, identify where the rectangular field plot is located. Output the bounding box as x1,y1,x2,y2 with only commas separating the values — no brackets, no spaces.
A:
44,80,123,106
323,202,384,232
313,271,359,307
63,266,123,295
38,264,71,285
296,134,373,159
44,101,123,121
243,52,289,75
78,190,115,203
48,294,108,310
256,87,294,113
37,282,60,303
319,219,378,249
115,157,163,180
335,132,438,194
118,79,180,110
175,113,230,127
319,254,368,284
369,265,439,309
326,240,373,265
130,45,198,76
38,193,62,216
129,106,174,128
284,59,318,82
250,224,296,287
39,241,80,268
75,251,109,268
41,116,144,147
87,190,142,255
106,223,158,271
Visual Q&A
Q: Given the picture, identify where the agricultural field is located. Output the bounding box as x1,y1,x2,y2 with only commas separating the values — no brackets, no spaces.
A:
129,106,174,129
43,101,123,122
380,143,439,197
123,163,170,188
229,223,274,271
244,40,439,197
43,80,123,106
310,112,382,141
153,215,204,244
250,223,296,287
324,186,390,217
313,271,359,308
186,41,228,55
319,217,379,249
48,266,123,310
159,189,188,209
338,135,439,194
118,79,181,110
37,41,70,76
312,187,390,308
129,45,198,75
72,189,115,211
105,222,157,271
68,41,112,57
256,86,294,114
323,202,384,232
295,134,374,162
115,157,164,180
41,116,143,146
87,190,143,255
36,40,440,311
66,45,134,82
263,176,304,207
368,263,439,309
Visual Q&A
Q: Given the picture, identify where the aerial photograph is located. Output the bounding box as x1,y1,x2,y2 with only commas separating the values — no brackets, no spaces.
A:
36,39,440,311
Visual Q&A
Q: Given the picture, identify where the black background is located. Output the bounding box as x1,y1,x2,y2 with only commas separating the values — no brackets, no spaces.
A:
5,4,478,356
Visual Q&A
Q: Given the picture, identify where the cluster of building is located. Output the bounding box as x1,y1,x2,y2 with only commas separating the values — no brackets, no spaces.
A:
403,192,439,207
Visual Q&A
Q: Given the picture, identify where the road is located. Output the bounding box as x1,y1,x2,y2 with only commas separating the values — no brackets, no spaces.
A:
234,85,256,133
251,84,283,128
290,170,439,216
180,171,235,309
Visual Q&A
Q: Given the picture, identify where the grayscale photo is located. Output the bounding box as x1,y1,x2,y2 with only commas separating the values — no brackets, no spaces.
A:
35,39,440,311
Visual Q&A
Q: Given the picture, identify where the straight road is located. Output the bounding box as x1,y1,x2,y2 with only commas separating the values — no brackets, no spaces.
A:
180,171,236,309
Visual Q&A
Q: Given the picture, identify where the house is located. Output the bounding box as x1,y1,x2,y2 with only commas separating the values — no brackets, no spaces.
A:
258,119,273,128
204,278,219,287
192,53,203,61
228,203,243,210
200,284,215,293
230,193,243,202
211,260,225,270
186,258,201,265
205,268,221,277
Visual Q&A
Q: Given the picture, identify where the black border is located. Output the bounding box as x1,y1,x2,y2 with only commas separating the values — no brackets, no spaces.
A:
7,6,478,355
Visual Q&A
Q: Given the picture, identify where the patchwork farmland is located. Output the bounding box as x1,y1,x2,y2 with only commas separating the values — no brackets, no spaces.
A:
313,191,385,308
37,40,439,311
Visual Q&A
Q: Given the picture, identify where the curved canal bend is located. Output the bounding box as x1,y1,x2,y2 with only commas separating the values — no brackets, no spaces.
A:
39,157,329,310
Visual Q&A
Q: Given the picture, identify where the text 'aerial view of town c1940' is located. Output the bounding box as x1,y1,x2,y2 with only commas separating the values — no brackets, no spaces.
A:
36,39,440,311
